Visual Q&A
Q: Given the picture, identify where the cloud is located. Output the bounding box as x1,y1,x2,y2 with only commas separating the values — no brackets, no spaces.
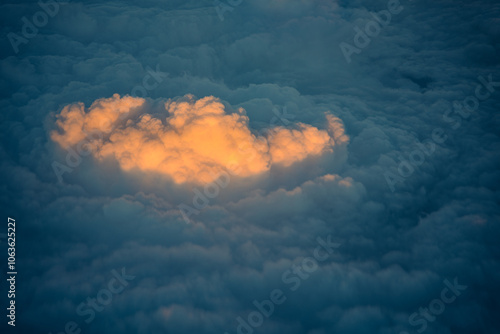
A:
1,0,499,333
51,94,348,184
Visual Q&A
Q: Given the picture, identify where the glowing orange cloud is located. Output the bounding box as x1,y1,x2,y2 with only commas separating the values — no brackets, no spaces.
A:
51,94,348,184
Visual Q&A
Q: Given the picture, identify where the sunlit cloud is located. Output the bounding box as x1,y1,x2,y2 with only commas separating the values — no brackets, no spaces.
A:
51,94,348,184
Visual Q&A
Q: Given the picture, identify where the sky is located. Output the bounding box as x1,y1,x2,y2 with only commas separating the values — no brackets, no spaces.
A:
0,0,499,333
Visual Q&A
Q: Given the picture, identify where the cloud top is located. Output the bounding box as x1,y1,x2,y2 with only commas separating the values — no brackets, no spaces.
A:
51,94,348,183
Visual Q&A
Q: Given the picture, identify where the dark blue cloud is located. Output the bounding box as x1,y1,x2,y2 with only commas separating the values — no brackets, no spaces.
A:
0,0,499,333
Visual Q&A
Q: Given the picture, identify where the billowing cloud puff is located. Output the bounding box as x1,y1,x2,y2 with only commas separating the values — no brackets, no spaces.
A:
51,94,348,183
51,94,146,151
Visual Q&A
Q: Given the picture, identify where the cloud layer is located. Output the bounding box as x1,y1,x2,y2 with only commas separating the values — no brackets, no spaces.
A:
0,0,499,333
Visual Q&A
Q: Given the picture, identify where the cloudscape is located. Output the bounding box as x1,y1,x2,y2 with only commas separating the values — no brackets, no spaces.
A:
0,0,499,334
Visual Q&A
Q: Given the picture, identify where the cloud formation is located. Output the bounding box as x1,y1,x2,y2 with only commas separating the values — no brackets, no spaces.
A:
1,0,499,333
51,94,347,183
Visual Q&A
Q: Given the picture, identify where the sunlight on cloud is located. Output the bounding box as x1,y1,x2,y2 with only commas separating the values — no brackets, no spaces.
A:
51,94,348,184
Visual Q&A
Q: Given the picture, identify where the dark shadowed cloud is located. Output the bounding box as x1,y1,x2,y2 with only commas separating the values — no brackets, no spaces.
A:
0,0,499,333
